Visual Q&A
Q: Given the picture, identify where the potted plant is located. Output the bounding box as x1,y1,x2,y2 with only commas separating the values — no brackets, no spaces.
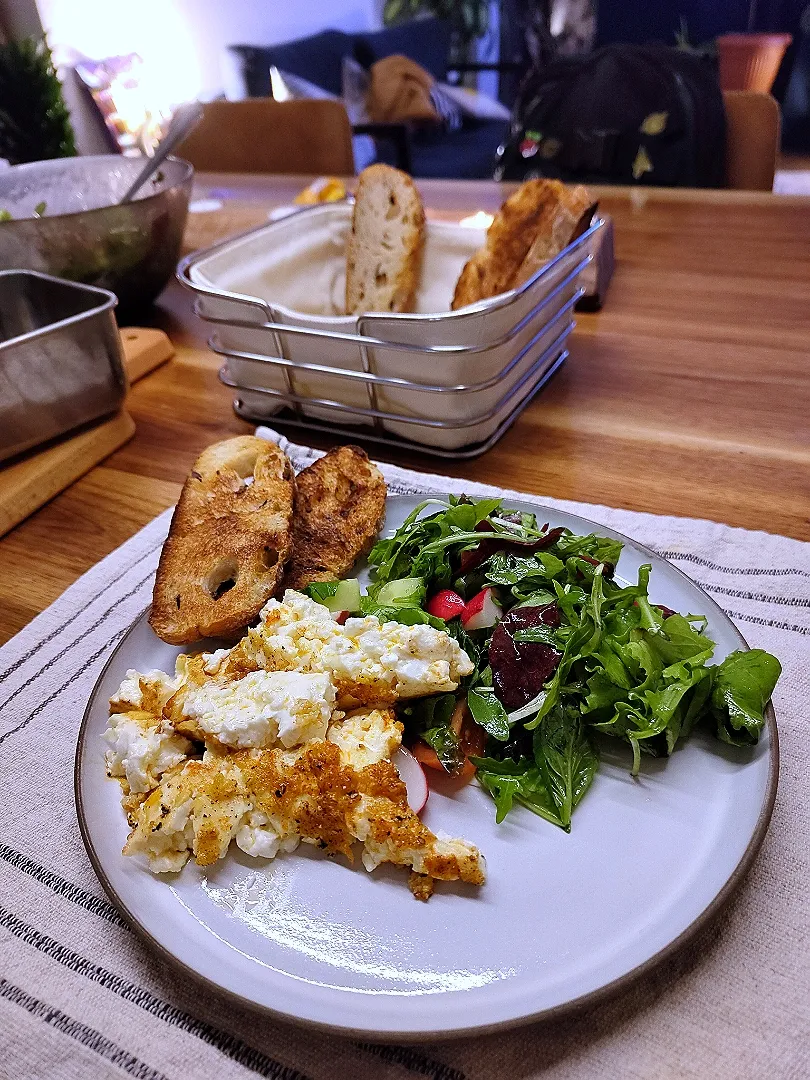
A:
382,0,491,47
716,1,792,92
0,36,75,165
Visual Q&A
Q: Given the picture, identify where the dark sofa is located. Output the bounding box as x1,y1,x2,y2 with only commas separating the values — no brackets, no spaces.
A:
229,20,510,179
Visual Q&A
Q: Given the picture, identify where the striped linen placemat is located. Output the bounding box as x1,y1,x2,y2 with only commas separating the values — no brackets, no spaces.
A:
0,427,807,1080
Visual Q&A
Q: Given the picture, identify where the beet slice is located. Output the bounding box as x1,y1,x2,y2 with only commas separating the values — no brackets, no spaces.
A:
460,526,566,574
489,604,562,712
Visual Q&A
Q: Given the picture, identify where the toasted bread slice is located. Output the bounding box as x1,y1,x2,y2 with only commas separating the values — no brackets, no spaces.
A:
345,164,425,314
281,445,386,592
451,179,593,309
514,188,595,288
150,437,294,645
451,255,488,312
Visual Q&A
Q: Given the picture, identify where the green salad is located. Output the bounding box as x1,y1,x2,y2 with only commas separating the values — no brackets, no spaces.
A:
306,497,781,832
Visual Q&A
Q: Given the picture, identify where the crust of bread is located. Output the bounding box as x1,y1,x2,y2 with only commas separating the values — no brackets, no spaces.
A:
346,164,425,314
451,180,594,309
150,437,294,644
514,186,595,288
281,445,387,592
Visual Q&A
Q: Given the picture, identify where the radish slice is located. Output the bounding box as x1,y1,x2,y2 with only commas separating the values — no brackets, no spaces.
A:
461,586,503,631
426,589,465,621
394,746,429,814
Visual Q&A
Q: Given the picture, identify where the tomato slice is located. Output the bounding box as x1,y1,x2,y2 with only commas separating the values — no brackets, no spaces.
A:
412,700,487,784
459,712,487,760
412,741,444,772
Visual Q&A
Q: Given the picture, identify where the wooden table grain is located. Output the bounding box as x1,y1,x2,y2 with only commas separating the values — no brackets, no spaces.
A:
1,175,809,645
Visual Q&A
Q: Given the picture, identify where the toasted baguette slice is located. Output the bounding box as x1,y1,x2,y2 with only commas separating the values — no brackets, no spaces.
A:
513,188,595,288
150,437,294,644
281,445,386,592
345,164,425,314
451,179,593,309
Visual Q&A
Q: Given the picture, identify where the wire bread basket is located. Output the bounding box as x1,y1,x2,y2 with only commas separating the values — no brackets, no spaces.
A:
178,203,603,458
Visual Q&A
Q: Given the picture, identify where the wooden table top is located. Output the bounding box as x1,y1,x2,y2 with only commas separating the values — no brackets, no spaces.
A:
1,174,809,645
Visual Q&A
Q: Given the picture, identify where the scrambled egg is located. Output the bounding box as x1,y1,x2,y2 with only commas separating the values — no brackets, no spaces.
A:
178,670,336,749
124,711,485,890
327,706,401,770
223,590,474,704
105,591,484,898
105,669,191,794
104,711,192,795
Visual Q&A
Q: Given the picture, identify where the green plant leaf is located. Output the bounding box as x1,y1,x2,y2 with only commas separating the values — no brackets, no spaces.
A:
534,709,599,829
472,756,563,826
711,649,781,745
468,687,510,740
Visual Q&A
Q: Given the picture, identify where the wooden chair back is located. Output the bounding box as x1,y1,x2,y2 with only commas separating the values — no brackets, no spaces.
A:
176,99,355,175
723,90,780,191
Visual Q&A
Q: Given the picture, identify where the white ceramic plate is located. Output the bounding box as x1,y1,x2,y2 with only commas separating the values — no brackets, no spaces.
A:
75,496,777,1040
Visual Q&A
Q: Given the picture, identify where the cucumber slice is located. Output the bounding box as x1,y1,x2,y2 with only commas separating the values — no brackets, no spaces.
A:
325,578,362,613
375,577,426,608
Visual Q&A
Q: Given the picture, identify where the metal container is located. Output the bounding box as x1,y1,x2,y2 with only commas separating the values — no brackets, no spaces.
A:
0,156,193,319
178,203,602,457
0,270,127,463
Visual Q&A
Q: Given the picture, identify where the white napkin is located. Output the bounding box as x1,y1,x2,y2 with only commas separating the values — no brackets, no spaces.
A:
0,427,807,1080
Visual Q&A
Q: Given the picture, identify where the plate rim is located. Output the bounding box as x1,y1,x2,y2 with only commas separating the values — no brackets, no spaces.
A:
74,494,780,1041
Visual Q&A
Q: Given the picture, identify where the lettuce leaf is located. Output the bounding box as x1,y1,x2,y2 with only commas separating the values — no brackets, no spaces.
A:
711,649,782,745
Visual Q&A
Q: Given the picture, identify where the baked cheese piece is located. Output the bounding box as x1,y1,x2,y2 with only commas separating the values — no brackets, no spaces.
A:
105,592,482,898
123,711,485,897
221,589,474,706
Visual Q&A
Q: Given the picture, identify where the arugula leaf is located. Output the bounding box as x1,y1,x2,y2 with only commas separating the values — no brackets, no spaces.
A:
400,692,456,730
680,669,714,740
554,532,623,566
422,724,463,773
646,613,716,665
583,671,629,715
711,649,781,745
488,550,566,586
552,581,589,623
472,756,564,826
514,588,557,608
445,620,481,669
591,641,634,690
468,686,511,740
534,709,599,829
512,623,560,647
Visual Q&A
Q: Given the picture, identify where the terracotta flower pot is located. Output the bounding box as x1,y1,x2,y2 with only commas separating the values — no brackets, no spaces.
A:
716,33,792,92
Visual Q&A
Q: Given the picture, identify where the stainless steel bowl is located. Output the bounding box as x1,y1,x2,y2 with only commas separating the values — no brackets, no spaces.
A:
0,155,193,318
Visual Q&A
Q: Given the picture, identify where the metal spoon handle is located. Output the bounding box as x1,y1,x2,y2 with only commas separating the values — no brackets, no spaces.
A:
119,101,204,204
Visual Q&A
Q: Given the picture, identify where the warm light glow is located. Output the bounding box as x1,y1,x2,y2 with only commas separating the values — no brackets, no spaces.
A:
269,67,292,102
40,0,204,110
459,211,494,229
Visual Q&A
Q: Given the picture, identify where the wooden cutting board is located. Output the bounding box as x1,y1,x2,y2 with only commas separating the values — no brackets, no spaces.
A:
0,328,173,538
